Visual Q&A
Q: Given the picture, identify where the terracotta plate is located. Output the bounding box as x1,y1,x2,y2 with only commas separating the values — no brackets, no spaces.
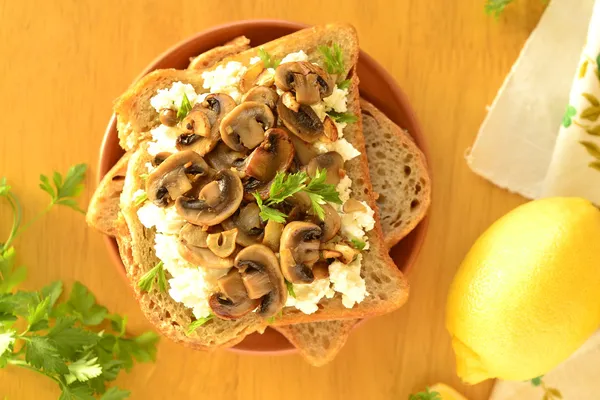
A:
98,20,429,355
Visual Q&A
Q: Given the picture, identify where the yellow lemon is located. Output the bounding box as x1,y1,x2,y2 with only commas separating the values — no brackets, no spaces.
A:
446,197,600,384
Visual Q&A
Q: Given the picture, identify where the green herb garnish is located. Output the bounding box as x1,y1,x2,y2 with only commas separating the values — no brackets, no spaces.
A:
177,93,192,121
254,170,341,223
408,387,441,400
137,261,167,293
529,376,563,399
258,48,281,69
485,0,547,18
318,44,345,75
133,191,148,207
266,310,283,324
186,314,214,335
350,239,366,251
337,79,351,90
285,280,296,298
327,110,358,124
0,167,158,398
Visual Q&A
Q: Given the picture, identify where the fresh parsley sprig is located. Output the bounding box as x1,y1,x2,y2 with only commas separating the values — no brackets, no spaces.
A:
350,239,366,251
254,170,341,223
186,314,214,335
318,44,345,75
177,93,192,121
337,79,352,90
485,0,546,18
327,110,358,124
409,387,441,400
133,191,148,207
530,376,562,399
0,169,159,398
258,48,281,69
285,280,296,298
137,261,167,293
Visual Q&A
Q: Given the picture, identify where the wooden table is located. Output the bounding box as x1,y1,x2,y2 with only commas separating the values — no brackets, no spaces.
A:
0,1,547,398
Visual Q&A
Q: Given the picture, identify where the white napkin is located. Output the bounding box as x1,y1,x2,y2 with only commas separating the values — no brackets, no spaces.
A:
466,0,595,199
542,0,600,201
489,331,600,400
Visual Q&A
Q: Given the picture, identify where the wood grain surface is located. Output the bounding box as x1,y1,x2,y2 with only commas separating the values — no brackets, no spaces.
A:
0,1,546,399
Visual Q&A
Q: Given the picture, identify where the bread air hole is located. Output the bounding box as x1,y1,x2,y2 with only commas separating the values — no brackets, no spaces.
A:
370,273,382,284
378,293,388,301
404,165,411,176
404,154,413,162
384,133,392,139
393,219,402,228
375,151,385,159
411,199,419,209
377,168,386,176
415,183,421,194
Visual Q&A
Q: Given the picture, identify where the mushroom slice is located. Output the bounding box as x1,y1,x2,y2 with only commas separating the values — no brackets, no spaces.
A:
312,261,330,280
204,142,247,171
220,102,275,151
177,241,234,269
236,244,287,318
175,169,243,226
277,97,324,143
222,203,264,246
244,128,295,183
335,243,359,264
206,228,238,258
307,151,344,185
241,86,278,110
262,220,284,252
180,223,209,248
239,61,265,93
312,203,341,242
145,151,211,207
176,94,236,156
279,221,322,284
210,269,260,320
343,198,366,213
255,68,275,87
151,152,172,167
322,115,339,142
159,109,177,127
274,61,334,105
281,91,300,112
288,134,318,165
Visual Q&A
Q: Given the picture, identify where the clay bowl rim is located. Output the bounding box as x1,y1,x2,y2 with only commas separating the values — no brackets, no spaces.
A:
98,19,430,356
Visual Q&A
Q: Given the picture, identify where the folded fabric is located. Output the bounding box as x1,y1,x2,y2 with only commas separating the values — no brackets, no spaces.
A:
466,0,595,199
542,0,600,201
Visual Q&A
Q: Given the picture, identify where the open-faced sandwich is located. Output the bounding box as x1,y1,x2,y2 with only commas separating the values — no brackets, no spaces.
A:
88,23,430,361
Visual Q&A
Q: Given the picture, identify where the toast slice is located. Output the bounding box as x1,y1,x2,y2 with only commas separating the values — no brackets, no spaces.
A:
88,99,429,361
275,101,430,366
107,24,410,349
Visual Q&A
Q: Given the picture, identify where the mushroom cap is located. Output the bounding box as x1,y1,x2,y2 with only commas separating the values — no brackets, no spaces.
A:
277,97,324,143
312,203,341,242
307,151,344,185
219,101,275,152
175,169,243,226
209,269,260,319
239,61,265,93
274,61,334,105
235,244,287,318
145,151,211,207
204,141,247,171
244,129,294,182
222,203,264,247
241,86,279,110
279,221,322,284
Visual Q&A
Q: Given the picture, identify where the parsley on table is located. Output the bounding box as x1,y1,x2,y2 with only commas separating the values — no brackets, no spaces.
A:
137,261,167,293
529,376,563,399
327,110,358,124
485,0,546,18
258,48,281,69
254,170,341,223
0,165,159,399
318,43,345,75
408,387,441,400
177,93,192,121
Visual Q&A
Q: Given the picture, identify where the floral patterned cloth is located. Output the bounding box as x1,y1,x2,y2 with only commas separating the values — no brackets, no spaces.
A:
542,0,600,202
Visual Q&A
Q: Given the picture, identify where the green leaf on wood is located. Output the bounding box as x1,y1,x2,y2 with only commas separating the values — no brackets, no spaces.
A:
562,105,577,128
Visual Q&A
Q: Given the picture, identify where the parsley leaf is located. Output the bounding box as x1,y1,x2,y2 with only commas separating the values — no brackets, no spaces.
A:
268,171,307,204
318,44,345,75
303,169,342,219
254,193,288,224
408,387,442,400
56,282,108,326
350,239,366,250
0,331,15,357
186,314,214,335
133,191,147,207
258,48,281,69
531,376,543,386
59,384,95,400
327,110,358,124
48,317,100,360
66,355,103,384
137,261,167,293
285,280,296,298
0,247,27,294
100,387,131,400
26,296,51,331
484,0,514,17
25,336,69,374
337,79,351,90
177,93,192,121
39,164,87,213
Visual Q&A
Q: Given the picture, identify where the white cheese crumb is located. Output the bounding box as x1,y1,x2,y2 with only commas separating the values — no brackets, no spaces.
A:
323,87,349,113
137,204,186,235
201,61,247,103
280,50,308,64
340,201,376,245
147,124,180,156
314,138,361,161
249,56,261,65
336,175,353,204
150,82,198,112
329,254,368,308
285,279,334,314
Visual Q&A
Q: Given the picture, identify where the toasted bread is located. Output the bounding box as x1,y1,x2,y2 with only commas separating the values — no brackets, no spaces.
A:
103,24,410,350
